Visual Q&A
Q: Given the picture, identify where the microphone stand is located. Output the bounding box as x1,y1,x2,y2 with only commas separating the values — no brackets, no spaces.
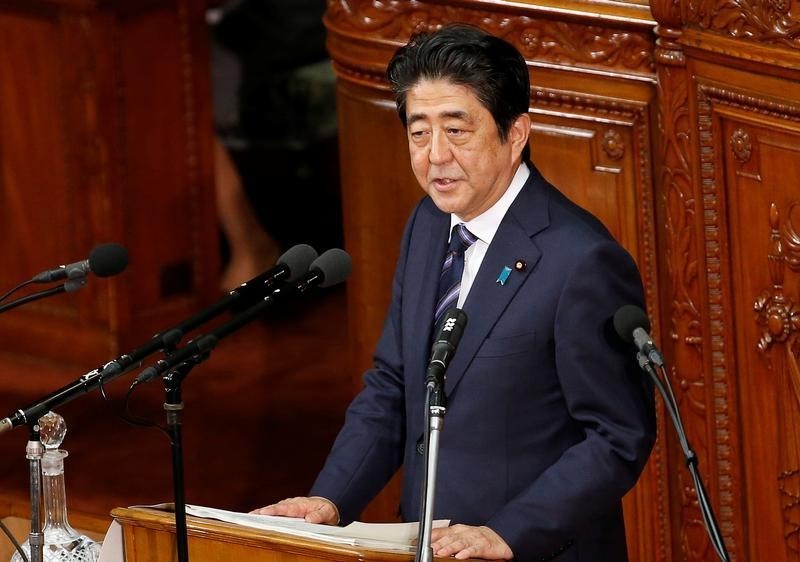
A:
25,422,45,562
636,353,730,562
137,294,276,562
132,278,337,562
415,382,446,562
162,360,200,562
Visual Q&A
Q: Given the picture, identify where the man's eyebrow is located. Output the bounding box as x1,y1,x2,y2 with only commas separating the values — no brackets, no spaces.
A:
440,110,472,122
407,113,426,127
407,110,473,127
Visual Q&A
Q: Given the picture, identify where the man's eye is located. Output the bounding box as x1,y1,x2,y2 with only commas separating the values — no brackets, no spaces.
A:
447,128,463,135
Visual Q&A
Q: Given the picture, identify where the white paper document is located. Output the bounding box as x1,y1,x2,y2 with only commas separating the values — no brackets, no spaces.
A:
97,520,123,562
184,504,449,552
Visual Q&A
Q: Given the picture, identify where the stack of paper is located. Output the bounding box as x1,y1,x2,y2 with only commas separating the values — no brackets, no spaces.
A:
185,504,449,553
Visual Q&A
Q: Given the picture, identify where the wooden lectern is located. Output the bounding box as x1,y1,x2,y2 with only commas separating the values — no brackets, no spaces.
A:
111,507,477,562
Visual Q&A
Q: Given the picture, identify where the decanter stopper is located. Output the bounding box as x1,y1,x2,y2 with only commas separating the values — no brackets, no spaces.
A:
38,411,67,450
10,412,101,562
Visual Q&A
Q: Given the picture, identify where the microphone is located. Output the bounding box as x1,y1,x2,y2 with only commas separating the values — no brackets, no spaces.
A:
425,308,468,388
31,243,129,283
101,243,318,380
133,248,352,385
0,244,321,435
229,243,318,310
287,248,352,295
612,304,665,367
613,304,730,562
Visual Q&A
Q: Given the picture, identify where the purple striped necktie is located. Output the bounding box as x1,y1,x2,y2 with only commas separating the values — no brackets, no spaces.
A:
434,223,477,329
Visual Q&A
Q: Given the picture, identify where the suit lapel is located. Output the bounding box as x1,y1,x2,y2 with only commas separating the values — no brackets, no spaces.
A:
443,171,551,396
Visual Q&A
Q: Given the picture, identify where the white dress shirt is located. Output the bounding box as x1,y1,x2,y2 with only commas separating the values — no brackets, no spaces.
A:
449,162,530,307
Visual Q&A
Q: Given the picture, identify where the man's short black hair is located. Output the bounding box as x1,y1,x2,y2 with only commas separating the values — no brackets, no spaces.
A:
387,24,531,161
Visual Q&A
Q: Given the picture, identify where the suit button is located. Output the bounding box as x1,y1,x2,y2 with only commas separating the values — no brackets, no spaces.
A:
416,441,424,455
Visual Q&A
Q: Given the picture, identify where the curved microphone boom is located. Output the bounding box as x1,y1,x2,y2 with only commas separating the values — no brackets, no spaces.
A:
612,303,730,562
31,243,129,283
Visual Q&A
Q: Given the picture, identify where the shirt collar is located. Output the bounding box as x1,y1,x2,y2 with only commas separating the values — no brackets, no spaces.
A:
450,161,530,245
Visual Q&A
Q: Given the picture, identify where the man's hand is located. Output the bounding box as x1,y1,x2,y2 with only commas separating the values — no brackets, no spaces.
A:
429,524,513,560
250,496,340,525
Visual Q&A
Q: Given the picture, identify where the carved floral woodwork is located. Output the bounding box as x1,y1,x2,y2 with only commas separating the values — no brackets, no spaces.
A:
730,128,753,162
688,0,800,47
325,0,655,77
689,80,772,561
603,129,626,160
754,202,800,554
516,21,653,73
684,70,800,561
656,17,699,561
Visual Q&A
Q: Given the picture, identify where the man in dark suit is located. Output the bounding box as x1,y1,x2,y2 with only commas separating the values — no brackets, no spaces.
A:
253,24,656,561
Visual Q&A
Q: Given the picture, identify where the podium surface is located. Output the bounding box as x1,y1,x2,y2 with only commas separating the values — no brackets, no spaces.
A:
111,507,481,562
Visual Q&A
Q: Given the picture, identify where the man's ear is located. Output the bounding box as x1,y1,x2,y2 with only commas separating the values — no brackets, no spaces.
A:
509,112,531,159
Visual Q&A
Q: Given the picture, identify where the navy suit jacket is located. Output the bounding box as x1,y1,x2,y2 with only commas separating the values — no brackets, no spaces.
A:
310,166,656,561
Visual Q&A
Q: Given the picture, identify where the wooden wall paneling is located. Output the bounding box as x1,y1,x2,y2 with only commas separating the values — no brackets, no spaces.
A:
728,116,800,562
649,3,687,562
529,70,654,251
0,0,218,367
656,0,800,557
335,80,420,377
674,67,742,562
694,58,800,562
650,3,729,561
0,6,115,364
113,0,219,350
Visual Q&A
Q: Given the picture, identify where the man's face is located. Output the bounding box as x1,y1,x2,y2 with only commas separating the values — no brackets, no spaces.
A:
405,79,529,221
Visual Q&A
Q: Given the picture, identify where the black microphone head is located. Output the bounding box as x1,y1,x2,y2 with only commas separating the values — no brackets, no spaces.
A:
435,308,468,346
310,248,352,288
277,244,318,283
613,304,651,345
88,243,129,277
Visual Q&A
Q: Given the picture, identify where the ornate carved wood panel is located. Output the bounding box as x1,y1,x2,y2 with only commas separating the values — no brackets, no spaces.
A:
697,63,800,562
649,0,800,558
687,0,800,48
529,82,655,261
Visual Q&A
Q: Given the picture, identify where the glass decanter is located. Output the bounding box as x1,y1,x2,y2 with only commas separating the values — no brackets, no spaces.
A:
11,411,101,562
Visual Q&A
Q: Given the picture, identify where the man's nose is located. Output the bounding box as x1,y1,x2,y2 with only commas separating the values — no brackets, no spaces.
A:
428,131,452,164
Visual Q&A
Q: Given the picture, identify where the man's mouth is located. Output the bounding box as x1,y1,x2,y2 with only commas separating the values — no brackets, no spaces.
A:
432,177,459,188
